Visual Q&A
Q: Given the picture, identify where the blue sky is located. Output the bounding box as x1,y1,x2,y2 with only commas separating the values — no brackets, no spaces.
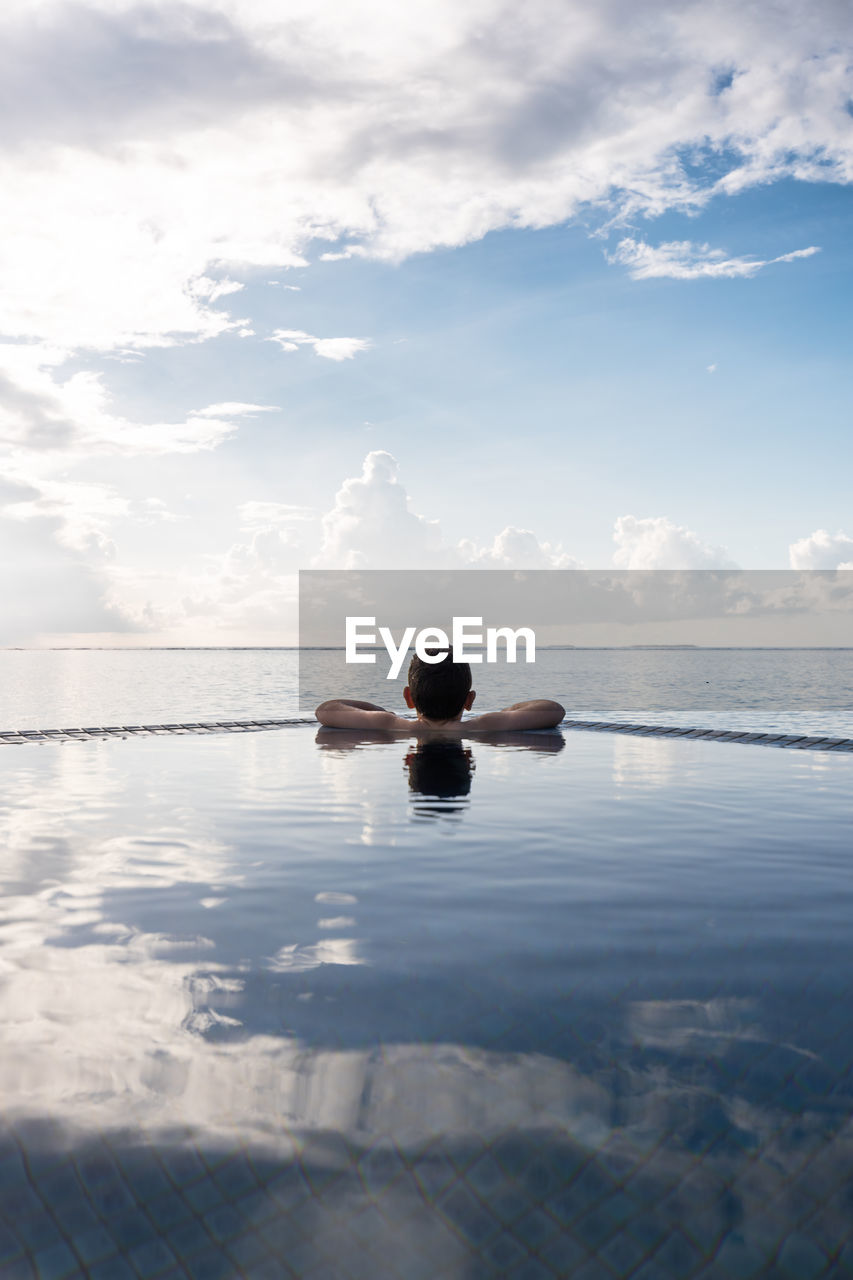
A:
0,0,851,642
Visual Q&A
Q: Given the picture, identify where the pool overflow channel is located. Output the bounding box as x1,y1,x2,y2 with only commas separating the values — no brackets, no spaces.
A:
0,719,851,751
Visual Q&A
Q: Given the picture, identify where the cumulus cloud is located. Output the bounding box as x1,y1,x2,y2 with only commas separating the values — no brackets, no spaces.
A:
459,525,579,569
268,330,371,361
789,528,853,570
0,0,846,351
313,451,577,571
612,514,736,569
314,451,445,568
169,450,579,638
608,238,820,280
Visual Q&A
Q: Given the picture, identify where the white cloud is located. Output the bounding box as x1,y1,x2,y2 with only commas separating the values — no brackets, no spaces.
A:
612,514,736,569
789,528,853,570
314,450,445,568
2,476,127,556
0,475,135,642
459,525,579,569
268,330,371,361
157,451,580,637
608,238,820,280
0,1,846,352
223,527,303,578
238,501,316,528
316,451,582,571
0,344,259,457
190,402,279,418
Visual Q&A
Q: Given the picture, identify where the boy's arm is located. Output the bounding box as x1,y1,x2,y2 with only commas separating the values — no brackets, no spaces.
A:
466,700,565,732
315,698,407,730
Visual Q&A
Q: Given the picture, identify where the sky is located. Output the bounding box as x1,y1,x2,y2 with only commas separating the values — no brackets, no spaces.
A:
1,0,852,645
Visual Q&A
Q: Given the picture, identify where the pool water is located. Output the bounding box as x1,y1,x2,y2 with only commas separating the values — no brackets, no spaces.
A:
0,726,852,1278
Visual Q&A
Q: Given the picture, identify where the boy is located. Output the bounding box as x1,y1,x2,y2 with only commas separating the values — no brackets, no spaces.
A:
315,650,565,733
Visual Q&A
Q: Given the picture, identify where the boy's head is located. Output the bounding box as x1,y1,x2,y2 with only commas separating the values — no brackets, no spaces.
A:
404,650,475,721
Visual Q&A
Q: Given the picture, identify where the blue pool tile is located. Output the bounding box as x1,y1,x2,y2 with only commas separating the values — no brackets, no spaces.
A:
36,1168,86,1215
75,1149,122,1195
182,1178,223,1215
164,1214,214,1259
262,1169,313,1213
88,1257,137,1280
184,1245,232,1279
86,1180,136,1219
505,1256,555,1280
2,1256,36,1280
224,1229,269,1269
410,1153,458,1201
13,1128,70,1178
486,1180,534,1226
464,1152,513,1200
711,1234,774,1278
243,1260,288,1280
126,1236,179,1279
31,1240,80,1279
210,1155,259,1202
201,1201,243,1245
260,1232,317,1274
113,1157,173,1206
548,1168,606,1225
106,1209,153,1252
70,1225,118,1267
332,1249,385,1280
299,1265,350,1280
14,1214,63,1255
776,1232,832,1279
159,1148,206,1189
257,1208,315,1259
520,1156,564,1203
437,1181,501,1247
356,1144,407,1196
480,1228,529,1271
512,1207,562,1251
0,1221,25,1263
650,1229,704,1277
50,1199,99,1236
572,1191,635,1249
537,1229,590,1275
144,1192,193,1232
0,1151,29,1190
232,1188,279,1231
3,1181,46,1223
597,1227,653,1275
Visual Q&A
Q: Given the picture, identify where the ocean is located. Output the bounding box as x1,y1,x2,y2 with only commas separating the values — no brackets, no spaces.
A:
2,646,853,735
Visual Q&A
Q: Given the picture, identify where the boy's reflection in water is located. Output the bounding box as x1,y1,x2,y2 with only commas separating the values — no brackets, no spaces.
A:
405,740,475,818
314,728,564,820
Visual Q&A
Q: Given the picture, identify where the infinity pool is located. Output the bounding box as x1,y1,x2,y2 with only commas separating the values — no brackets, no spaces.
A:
0,727,851,1278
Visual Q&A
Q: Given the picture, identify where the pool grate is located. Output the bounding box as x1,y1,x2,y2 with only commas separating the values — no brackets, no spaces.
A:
0,718,851,751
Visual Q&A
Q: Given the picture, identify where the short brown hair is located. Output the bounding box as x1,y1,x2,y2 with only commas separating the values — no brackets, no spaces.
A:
407,650,472,720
